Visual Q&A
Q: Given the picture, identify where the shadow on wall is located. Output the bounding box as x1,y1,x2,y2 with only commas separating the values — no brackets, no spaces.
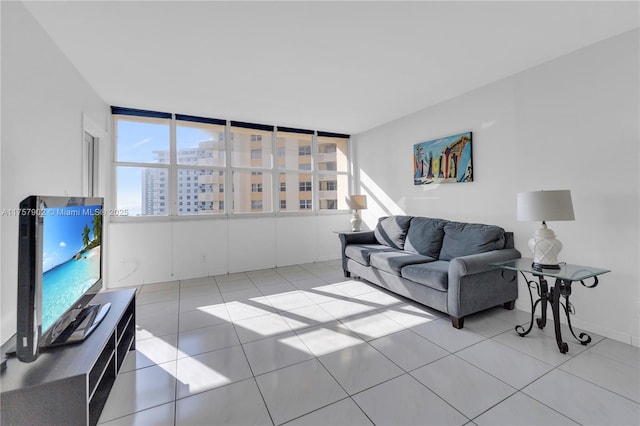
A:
359,169,447,230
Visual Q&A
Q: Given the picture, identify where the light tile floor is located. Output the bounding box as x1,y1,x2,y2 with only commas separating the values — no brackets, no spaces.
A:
98,260,640,426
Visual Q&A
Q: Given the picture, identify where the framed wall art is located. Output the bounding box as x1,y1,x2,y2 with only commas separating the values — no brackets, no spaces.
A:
413,131,472,185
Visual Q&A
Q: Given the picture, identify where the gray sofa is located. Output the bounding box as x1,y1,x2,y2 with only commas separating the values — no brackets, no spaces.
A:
338,216,521,329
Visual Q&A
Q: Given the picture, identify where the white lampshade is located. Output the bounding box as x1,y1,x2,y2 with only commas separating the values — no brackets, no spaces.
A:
348,195,368,210
516,190,575,269
517,190,574,222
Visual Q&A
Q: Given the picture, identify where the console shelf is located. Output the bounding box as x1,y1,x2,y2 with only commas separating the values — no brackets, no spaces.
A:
1,289,136,426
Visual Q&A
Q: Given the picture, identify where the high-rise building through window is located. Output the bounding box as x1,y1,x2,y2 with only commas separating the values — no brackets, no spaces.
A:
113,108,350,216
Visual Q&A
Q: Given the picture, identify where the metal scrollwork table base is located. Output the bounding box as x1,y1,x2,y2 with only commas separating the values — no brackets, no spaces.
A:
491,258,610,354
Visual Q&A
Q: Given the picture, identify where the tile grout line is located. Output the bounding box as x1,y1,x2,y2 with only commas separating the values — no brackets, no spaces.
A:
221,273,278,426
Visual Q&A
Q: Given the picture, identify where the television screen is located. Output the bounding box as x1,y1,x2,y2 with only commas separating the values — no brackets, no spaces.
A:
41,204,102,334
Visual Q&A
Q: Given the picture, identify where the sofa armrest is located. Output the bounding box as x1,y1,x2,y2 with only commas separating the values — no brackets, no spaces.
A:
338,231,377,276
338,230,377,245
449,248,521,279
447,248,521,320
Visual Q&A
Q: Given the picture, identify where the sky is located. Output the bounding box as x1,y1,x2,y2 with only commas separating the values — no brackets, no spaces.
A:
116,119,221,163
42,205,100,272
116,120,171,163
116,119,218,215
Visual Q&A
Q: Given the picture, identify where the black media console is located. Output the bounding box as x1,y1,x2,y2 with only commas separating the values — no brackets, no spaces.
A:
1,289,136,425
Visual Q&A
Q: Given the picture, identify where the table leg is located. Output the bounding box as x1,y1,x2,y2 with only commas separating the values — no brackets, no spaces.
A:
516,298,542,337
560,279,592,346
551,280,569,353
516,272,546,337
506,268,602,354
536,278,549,329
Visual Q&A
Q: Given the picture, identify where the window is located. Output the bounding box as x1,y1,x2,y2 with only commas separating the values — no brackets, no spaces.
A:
116,115,170,164
279,173,312,212
176,169,224,215
325,163,337,171
300,200,312,209
320,181,337,191
317,135,349,210
232,126,272,168
299,181,312,191
233,170,273,213
298,145,311,156
177,121,225,167
277,131,312,171
230,124,274,213
175,117,226,215
113,109,350,217
114,112,171,216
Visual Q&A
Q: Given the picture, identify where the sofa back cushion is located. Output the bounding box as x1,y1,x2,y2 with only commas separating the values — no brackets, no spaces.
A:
404,217,448,258
439,222,506,260
374,216,413,249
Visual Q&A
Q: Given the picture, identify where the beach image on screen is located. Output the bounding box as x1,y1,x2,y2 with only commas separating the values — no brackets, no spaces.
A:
41,205,102,333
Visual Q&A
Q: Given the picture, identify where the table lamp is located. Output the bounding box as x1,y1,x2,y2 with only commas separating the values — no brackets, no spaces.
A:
348,195,367,231
517,190,575,270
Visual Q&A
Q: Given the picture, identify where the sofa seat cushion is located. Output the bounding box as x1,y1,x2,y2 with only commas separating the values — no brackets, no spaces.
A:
401,261,450,292
369,251,436,276
345,244,398,266
404,217,448,258
374,215,413,249
439,222,506,261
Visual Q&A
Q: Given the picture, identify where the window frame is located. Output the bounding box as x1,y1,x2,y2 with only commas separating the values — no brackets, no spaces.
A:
174,118,226,216
111,110,351,221
316,134,350,212
113,112,172,218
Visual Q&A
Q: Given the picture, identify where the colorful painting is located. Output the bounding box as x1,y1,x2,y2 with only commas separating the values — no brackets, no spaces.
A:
413,132,473,185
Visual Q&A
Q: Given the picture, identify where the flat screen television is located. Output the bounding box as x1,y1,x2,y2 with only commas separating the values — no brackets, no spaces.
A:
15,195,109,363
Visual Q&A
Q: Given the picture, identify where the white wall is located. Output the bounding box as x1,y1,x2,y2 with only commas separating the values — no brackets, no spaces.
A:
0,2,110,344
0,2,4,350
353,29,639,346
107,213,347,287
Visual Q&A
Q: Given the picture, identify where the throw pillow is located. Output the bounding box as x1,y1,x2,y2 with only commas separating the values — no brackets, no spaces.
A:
439,221,506,260
404,217,448,258
374,215,413,249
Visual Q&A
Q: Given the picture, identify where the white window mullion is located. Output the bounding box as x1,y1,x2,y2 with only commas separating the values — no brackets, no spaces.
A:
312,132,319,213
225,121,233,216
272,128,278,214
169,114,178,216
348,136,355,196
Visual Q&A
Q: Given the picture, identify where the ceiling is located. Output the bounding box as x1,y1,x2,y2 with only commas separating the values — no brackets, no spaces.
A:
23,1,639,135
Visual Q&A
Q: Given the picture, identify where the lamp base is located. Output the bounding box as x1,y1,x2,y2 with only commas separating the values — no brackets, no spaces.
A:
531,262,561,271
528,223,563,268
350,210,362,232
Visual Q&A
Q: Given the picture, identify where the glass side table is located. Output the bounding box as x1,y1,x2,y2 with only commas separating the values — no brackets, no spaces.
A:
491,258,610,353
